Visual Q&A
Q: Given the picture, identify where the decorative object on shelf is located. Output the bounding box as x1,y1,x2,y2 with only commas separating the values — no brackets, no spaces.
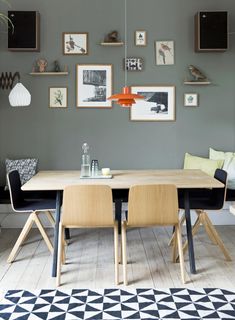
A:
63,32,88,55
0,71,31,107
108,0,144,107
104,30,120,43
54,60,61,72
184,93,199,107
155,41,174,65
49,87,68,108
188,65,208,81
124,57,143,71
135,30,147,46
37,58,48,72
130,85,175,121
76,64,113,108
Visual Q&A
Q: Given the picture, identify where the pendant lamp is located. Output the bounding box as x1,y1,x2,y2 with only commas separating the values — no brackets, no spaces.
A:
108,0,144,107
9,82,31,107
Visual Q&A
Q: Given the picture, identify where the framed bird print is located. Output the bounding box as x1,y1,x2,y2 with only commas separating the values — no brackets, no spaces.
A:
63,32,88,55
130,85,175,121
49,87,68,108
155,41,174,65
184,93,199,107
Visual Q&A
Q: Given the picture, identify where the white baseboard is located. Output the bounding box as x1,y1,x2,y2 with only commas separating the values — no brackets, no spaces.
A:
0,203,235,228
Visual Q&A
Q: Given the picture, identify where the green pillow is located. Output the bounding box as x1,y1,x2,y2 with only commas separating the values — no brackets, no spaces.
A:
184,153,223,176
209,147,235,161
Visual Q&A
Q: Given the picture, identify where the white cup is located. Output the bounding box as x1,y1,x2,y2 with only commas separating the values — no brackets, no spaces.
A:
102,168,110,176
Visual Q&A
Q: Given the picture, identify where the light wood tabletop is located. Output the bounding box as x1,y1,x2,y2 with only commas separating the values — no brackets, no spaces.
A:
22,169,224,191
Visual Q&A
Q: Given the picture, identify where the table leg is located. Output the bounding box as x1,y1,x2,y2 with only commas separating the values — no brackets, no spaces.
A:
115,199,122,234
65,228,70,240
184,189,196,274
52,190,62,277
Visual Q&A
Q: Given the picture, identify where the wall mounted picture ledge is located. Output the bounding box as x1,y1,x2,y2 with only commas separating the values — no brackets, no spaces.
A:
49,87,68,108
63,32,88,55
76,64,113,108
130,85,175,121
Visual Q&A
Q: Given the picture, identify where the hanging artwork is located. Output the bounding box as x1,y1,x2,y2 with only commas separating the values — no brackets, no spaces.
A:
135,30,147,46
123,57,143,71
49,87,68,108
184,93,199,107
155,41,174,65
130,85,175,121
63,32,88,55
76,64,113,108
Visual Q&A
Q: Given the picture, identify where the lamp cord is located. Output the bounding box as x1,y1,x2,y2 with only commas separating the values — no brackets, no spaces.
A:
124,0,127,87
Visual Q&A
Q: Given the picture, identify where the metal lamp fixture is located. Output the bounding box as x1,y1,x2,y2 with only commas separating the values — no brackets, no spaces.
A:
0,72,31,107
108,0,144,107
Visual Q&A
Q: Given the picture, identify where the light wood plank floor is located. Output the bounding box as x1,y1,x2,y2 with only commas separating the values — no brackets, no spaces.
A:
0,226,235,300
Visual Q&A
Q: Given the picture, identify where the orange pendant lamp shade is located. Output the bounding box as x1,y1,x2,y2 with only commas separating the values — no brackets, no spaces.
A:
108,86,144,107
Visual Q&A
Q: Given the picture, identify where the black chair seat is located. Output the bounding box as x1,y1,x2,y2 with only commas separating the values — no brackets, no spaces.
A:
15,198,56,212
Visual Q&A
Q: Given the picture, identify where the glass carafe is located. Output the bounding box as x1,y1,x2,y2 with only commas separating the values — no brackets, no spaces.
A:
81,142,90,177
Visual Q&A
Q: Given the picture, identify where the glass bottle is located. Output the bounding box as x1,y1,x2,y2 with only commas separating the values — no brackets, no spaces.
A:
81,142,90,177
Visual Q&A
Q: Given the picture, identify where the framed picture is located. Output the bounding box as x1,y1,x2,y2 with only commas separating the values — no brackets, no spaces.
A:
49,87,68,108
130,85,175,121
184,93,199,107
155,41,174,65
135,30,147,46
124,57,143,71
63,32,88,55
76,64,113,108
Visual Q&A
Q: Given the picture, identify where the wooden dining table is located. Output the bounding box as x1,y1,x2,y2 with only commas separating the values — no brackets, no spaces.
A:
22,169,224,277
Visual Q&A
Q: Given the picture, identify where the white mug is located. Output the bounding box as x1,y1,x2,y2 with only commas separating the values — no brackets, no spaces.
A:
102,168,110,176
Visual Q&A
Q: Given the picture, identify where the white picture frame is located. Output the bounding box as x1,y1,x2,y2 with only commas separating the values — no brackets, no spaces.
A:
155,41,174,65
184,93,199,107
63,32,88,55
130,85,175,121
135,30,147,46
49,87,68,108
76,64,113,108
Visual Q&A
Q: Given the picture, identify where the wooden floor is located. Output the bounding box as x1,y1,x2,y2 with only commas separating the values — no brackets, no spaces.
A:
0,226,235,300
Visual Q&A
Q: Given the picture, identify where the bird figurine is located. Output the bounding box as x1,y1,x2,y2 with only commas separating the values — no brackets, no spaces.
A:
104,30,119,43
188,65,207,81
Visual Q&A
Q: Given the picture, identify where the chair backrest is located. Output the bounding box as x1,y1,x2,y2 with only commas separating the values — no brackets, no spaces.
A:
61,185,114,227
127,184,179,226
211,168,227,209
7,170,24,211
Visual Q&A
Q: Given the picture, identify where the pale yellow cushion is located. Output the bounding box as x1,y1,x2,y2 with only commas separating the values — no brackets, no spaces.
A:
209,147,235,161
184,153,223,176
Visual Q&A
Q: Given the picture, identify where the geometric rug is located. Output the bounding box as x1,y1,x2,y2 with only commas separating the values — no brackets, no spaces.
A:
0,288,235,320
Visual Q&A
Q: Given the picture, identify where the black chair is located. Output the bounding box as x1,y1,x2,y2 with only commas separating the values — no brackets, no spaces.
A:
7,170,56,263
176,169,231,261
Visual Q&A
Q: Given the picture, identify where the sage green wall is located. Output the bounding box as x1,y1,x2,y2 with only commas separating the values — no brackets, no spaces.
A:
0,0,235,184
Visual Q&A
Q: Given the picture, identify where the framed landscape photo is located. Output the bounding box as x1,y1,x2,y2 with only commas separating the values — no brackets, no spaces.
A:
124,57,143,71
155,41,174,65
49,87,68,108
135,30,147,46
63,32,88,55
130,85,175,121
76,64,113,108
184,93,199,107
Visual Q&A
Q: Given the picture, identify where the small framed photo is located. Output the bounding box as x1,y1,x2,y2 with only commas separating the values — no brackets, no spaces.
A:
49,87,68,108
63,32,88,55
130,85,175,121
135,30,147,46
76,64,113,108
184,93,199,107
155,40,174,65
124,57,143,71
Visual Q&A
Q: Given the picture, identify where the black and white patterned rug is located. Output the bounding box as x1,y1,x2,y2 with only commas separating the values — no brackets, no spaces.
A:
0,288,235,320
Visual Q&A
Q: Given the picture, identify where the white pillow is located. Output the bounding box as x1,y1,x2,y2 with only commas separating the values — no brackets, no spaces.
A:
209,147,235,161
223,157,235,189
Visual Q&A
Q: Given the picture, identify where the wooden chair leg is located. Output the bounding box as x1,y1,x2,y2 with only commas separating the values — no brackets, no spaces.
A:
122,221,127,285
114,222,119,285
203,213,232,261
56,223,63,287
7,213,34,263
33,213,53,253
172,232,177,263
168,211,185,246
199,211,218,245
176,224,186,284
45,211,55,226
119,234,123,264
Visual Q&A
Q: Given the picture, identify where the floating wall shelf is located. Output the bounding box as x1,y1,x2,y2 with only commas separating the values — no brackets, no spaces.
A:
100,42,124,46
184,81,211,85
29,72,69,76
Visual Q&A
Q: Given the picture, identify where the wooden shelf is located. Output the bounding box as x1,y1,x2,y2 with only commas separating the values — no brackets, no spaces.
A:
100,42,124,46
184,81,211,85
29,72,69,76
